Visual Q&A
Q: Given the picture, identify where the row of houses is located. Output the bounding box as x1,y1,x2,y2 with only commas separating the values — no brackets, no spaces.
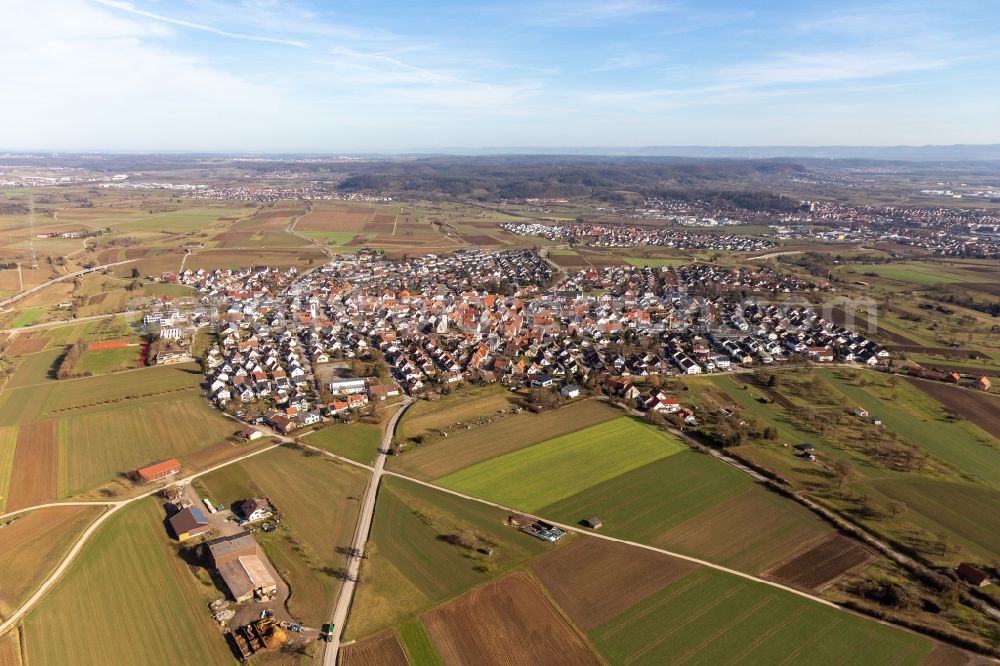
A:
186,253,893,410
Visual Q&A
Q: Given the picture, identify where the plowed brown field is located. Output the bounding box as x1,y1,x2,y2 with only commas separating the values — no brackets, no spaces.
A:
905,378,1000,437
423,572,599,666
530,538,698,629
6,421,58,510
767,534,873,590
341,630,410,666
6,337,49,357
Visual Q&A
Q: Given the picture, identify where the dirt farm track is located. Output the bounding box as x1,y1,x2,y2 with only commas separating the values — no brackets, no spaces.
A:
905,378,1000,437
422,572,601,666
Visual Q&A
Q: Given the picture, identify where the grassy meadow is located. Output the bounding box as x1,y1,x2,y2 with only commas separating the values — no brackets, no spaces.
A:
436,417,683,512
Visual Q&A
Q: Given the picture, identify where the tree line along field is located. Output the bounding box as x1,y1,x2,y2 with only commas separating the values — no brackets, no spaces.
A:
0,506,104,620
21,500,235,666
0,364,241,507
346,476,552,641
196,444,368,626
688,368,1000,567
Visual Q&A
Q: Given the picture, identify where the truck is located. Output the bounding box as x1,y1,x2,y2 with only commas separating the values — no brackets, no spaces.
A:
321,623,335,642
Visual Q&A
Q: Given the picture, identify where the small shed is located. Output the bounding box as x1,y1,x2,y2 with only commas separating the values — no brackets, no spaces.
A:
135,458,182,484
793,443,815,453
582,517,603,530
956,563,991,587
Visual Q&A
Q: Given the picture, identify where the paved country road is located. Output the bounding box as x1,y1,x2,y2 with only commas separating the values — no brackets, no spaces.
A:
0,259,138,310
0,310,135,335
322,398,413,666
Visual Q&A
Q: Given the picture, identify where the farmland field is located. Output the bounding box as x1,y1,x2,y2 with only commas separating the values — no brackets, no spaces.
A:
397,620,443,666
5,349,62,389
22,500,235,666
75,345,140,374
396,385,515,441
347,476,551,639
766,534,873,590
590,568,934,665
304,423,383,465
436,417,683,512
624,257,688,267
0,505,103,619
821,370,1000,486
422,572,600,666
197,444,368,625
0,425,17,511
6,336,50,357
905,378,1000,437
6,421,58,511
539,450,833,574
843,262,984,285
10,309,42,328
861,478,1000,560
341,630,410,666
391,399,621,479
530,538,699,630
0,629,21,666
56,393,235,496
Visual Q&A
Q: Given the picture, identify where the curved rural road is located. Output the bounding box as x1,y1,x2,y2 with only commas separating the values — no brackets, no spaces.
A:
323,398,413,666
1,310,135,335
0,259,138,310
0,442,280,638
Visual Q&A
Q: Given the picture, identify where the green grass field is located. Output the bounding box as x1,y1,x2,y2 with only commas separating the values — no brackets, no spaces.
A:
391,399,621,480
76,346,140,375
540,450,831,573
304,423,383,465
845,262,986,286
5,348,62,389
821,370,1000,487
23,500,235,666
347,476,550,639
143,282,198,298
590,567,933,665
396,620,443,666
436,417,683,512
197,445,368,625
113,207,245,234
624,257,688,268
44,314,141,347
862,478,1000,560
11,308,43,328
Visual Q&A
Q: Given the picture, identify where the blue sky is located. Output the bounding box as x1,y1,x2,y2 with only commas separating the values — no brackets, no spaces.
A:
2,0,998,152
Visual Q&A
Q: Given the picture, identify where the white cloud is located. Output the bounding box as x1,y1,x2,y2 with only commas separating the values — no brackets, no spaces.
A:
90,0,308,47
